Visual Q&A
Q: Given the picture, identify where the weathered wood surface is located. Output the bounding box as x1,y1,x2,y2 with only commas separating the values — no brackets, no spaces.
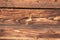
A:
0,9,60,39
0,9,60,26
0,28,60,38
0,0,60,8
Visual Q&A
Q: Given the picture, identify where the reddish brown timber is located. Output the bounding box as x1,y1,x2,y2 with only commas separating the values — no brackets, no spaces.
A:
0,0,60,8
0,9,60,26
0,28,60,38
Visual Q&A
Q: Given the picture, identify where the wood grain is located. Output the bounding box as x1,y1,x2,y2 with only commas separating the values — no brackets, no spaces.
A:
0,0,60,8
0,9,60,26
0,9,60,39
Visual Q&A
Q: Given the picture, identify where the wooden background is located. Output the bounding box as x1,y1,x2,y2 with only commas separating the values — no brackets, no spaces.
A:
0,0,60,8
0,0,60,39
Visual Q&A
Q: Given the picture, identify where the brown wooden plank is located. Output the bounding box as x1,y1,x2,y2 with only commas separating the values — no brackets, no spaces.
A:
0,27,60,39
0,9,60,40
0,9,60,26
0,0,60,8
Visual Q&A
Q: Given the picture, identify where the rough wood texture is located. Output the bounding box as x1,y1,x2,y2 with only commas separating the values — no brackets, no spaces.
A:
0,9,60,40
0,0,60,8
0,9,60,26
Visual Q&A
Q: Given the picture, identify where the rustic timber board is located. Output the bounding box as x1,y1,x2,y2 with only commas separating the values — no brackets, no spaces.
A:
0,9,60,39
0,9,60,26
0,0,60,8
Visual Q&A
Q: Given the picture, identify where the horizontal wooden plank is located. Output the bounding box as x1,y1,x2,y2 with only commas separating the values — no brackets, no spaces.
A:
0,28,60,38
0,0,60,8
0,9,60,26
